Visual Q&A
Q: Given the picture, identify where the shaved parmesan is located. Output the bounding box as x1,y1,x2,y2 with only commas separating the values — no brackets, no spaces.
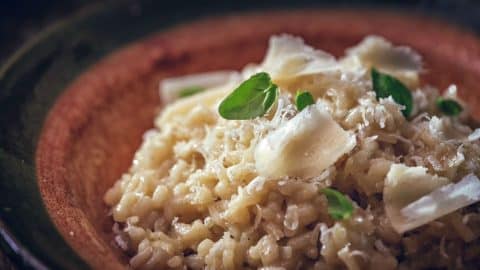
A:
443,84,459,99
260,34,339,82
254,102,356,179
157,82,236,125
160,71,240,103
384,164,450,234
342,36,422,88
400,174,480,233
468,128,480,141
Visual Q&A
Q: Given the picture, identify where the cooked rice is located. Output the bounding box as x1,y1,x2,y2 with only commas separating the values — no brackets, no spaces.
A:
104,35,480,269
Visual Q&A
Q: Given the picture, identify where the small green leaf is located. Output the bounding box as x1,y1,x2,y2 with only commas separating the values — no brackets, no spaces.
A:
321,188,354,220
218,72,278,120
371,68,413,117
179,86,205,98
295,91,315,111
436,97,463,116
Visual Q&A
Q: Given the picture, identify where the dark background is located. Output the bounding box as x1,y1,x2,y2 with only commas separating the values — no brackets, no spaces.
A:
0,0,107,66
1,0,480,67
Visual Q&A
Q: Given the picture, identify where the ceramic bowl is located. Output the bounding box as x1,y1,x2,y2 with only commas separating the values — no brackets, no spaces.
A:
1,1,480,269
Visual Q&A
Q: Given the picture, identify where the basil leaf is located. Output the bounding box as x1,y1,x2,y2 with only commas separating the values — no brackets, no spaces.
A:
295,91,315,111
219,72,278,120
371,68,413,117
179,86,205,98
436,97,463,116
321,188,354,220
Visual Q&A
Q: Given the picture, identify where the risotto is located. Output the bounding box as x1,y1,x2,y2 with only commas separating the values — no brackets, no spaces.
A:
104,35,480,269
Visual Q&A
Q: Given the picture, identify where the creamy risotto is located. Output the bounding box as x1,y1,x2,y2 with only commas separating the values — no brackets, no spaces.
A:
104,35,480,269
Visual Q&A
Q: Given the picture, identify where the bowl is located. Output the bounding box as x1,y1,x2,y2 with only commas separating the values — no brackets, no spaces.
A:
2,2,480,269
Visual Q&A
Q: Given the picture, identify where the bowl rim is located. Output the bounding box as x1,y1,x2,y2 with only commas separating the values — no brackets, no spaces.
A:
0,220,47,270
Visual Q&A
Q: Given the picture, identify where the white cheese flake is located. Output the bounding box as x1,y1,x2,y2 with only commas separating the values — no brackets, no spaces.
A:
384,164,450,234
468,128,480,141
342,36,422,73
254,102,356,179
157,82,236,125
341,36,422,88
160,70,240,103
400,174,480,233
260,34,339,82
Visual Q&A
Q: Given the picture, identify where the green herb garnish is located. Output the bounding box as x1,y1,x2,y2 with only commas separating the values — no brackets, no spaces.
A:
436,97,463,116
321,188,354,220
371,68,413,117
218,72,278,120
179,86,205,98
295,91,315,111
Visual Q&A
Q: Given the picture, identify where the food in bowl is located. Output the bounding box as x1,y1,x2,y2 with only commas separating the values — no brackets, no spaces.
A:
104,35,480,269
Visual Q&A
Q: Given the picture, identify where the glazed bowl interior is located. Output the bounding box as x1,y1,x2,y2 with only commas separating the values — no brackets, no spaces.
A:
35,10,480,269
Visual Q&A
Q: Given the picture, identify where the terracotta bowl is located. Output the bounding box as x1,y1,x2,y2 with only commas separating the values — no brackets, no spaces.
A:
2,5,480,270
